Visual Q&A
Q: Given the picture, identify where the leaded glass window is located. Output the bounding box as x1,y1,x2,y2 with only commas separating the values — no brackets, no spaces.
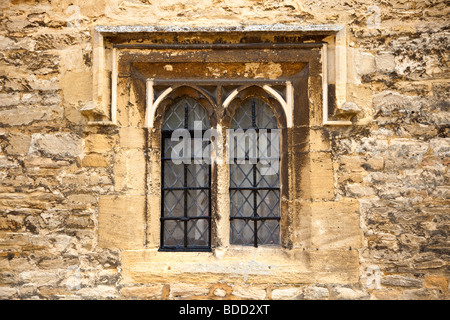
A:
229,97,281,247
160,97,211,251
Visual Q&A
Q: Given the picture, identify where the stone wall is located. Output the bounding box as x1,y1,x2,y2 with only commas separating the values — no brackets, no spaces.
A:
0,0,448,300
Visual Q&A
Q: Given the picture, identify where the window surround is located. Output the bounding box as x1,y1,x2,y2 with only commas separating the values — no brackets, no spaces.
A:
93,25,363,285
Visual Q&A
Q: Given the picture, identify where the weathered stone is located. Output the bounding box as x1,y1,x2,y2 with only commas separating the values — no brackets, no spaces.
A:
232,286,266,300
0,105,63,126
356,51,376,75
5,133,31,156
0,93,20,107
76,285,118,299
333,287,369,300
119,127,146,149
169,283,210,299
84,134,114,153
213,288,227,297
302,286,329,300
271,287,300,300
98,195,145,249
0,286,17,299
424,276,448,292
381,275,423,288
375,53,396,73
120,285,164,299
81,154,109,167
30,133,82,158
19,271,59,287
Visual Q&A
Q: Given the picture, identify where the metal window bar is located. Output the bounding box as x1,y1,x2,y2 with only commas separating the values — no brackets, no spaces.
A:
229,98,281,247
160,100,212,252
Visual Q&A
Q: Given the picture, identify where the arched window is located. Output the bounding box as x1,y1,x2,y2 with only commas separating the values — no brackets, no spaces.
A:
229,97,281,247
160,97,211,251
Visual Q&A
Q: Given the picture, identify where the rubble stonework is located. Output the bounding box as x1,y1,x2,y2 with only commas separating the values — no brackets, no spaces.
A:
0,0,448,300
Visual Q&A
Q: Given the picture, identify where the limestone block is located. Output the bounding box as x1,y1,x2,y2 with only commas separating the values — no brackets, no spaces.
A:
310,200,364,249
169,283,210,299
381,275,423,288
310,129,330,152
373,91,422,116
0,287,17,299
98,195,145,249
375,53,396,73
84,134,114,153
302,285,329,300
119,127,146,149
61,71,92,102
5,133,31,156
113,149,146,193
26,76,59,91
30,133,82,158
310,152,335,200
120,285,164,299
232,286,267,299
76,285,118,299
0,93,20,107
310,250,360,283
271,287,300,300
81,154,109,167
0,105,63,126
356,52,376,76
333,287,369,300
424,276,448,292
19,271,59,287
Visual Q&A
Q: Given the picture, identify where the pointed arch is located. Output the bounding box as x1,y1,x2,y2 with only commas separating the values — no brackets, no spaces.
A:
222,82,293,128
146,81,217,129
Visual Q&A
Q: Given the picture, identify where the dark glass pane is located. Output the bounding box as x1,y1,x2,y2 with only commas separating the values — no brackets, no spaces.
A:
230,219,254,245
230,163,253,188
188,100,209,130
163,161,184,188
161,97,211,251
162,100,185,130
231,97,278,129
256,190,280,218
162,97,210,130
163,220,184,247
230,189,253,218
257,220,280,245
186,164,209,188
255,162,279,188
229,96,281,247
231,103,253,129
187,189,209,217
163,190,184,217
187,219,209,246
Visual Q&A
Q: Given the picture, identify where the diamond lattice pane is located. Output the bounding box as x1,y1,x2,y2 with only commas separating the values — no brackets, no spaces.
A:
163,190,184,217
187,189,209,217
162,100,185,130
230,189,254,218
186,164,209,188
257,220,280,245
187,219,209,246
255,162,279,188
230,219,255,245
163,162,184,188
188,100,210,130
163,220,184,246
230,163,253,188
256,190,280,218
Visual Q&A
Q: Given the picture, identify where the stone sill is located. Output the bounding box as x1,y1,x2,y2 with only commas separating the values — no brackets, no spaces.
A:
120,247,359,285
